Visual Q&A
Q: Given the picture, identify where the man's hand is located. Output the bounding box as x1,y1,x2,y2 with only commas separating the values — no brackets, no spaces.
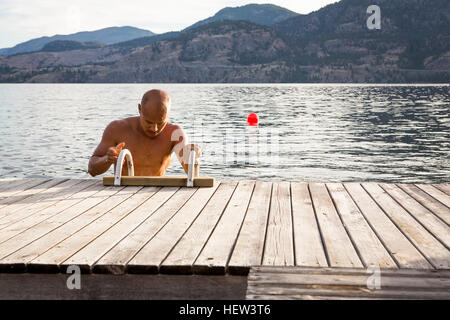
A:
181,143,202,163
106,142,125,165
190,143,202,161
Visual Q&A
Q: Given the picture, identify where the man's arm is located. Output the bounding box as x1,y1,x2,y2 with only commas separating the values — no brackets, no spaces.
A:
171,125,202,174
88,121,125,177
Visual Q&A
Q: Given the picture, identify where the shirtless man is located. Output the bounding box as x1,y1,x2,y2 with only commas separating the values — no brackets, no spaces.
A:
88,89,201,177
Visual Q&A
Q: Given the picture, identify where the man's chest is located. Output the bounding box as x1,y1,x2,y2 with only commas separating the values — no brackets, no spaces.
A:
120,134,173,166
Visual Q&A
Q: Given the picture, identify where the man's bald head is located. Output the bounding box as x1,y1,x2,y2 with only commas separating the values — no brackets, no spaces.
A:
140,89,171,115
138,89,171,138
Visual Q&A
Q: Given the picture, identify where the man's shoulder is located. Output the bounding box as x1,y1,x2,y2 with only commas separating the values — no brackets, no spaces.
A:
107,117,136,130
165,123,185,146
167,123,182,131
103,117,136,140
164,122,185,134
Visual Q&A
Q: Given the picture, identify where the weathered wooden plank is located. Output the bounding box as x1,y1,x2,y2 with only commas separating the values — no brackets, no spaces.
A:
0,185,126,270
362,183,450,269
246,294,390,300
29,186,165,271
246,287,450,300
193,181,255,274
159,182,237,274
95,184,219,274
309,183,362,268
250,266,450,277
247,272,450,289
0,273,248,300
20,186,144,273
345,183,432,269
128,185,229,274
0,179,85,228
63,187,178,274
0,179,65,209
64,187,192,272
327,183,397,268
247,267,450,300
397,184,450,225
381,184,450,249
433,184,450,196
262,182,294,267
0,178,23,182
103,176,215,187
0,180,100,244
0,178,37,194
290,182,328,268
0,179,49,197
416,184,450,208
228,181,272,275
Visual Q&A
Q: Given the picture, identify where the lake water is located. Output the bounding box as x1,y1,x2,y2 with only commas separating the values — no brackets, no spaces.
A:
0,84,449,183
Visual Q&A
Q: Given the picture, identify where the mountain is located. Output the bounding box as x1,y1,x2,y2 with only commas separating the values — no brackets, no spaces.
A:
0,1,449,83
40,40,106,52
112,31,180,49
113,3,299,49
0,20,295,83
275,0,450,70
0,26,155,56
185,3,299,30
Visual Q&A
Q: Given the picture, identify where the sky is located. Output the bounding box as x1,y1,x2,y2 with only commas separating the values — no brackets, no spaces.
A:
0,0,338,48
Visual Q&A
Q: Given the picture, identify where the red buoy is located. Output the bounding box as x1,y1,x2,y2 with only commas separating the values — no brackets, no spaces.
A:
247,113,258,126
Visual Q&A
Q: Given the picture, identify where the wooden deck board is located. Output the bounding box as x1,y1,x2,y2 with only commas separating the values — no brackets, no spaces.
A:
0,179,66,210
228,181,272,275
103,176,215,187
362,183,450,269
95,184,219,274
159,182,237,274
75,186,190,274
433,184,450,196
0,179,50,199
327,183,397,268
193,180,255,274
397,184,450,225
262,182,295,267
344,183,432,269
0,180,100,244
0,179,87,228
30,186,158,271
0,184,126,271
309,183,362,268
1,185,137,272
246,267,450,300
0,178,42,194
60,186,164,273
380,184,450,249
290,182,327,268
416,184,450,208
0,179,448,276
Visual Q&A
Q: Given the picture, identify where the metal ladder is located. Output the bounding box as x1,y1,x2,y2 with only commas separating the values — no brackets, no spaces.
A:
113,148,199,187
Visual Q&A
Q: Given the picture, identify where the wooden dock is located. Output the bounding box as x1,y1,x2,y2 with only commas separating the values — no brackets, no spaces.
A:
0,178,448,299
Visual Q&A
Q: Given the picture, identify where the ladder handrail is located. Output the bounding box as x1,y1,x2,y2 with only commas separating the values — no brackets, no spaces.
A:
113,149,134,186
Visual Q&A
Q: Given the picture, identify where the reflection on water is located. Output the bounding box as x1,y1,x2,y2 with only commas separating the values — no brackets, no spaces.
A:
0,84,448,183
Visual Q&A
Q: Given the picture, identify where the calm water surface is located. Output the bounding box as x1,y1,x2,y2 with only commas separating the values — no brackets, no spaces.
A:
0,84,449,183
